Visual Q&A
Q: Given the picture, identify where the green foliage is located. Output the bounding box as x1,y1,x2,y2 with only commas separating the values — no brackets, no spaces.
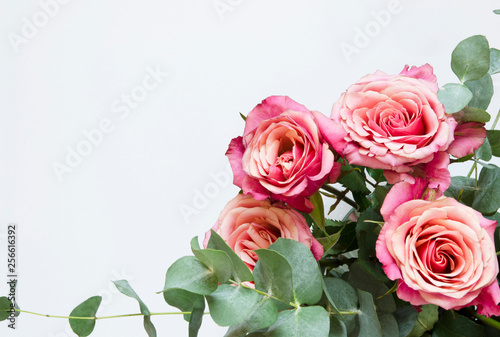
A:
451,35,490,82
191,237,232,284
465,73,494,110
0,297,13,321
309,191,326,231
487,130,500,157
489,48,500,74
224,297,278,337
323,277,358,333
407,305,439,337
112,280,156,337
161,256,218,295
268,239,323,305
437,83,473,113
473,164,500,214
432,310,484,337
458,107,491,123
263,306,330,337
69,296,102,337
207,230,254,283
253,249,293,303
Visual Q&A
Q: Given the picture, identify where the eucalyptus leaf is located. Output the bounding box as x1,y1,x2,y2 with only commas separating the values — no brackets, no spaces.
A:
253,249,293,303
162,288,204,321
356,290,382,337
472,164,500,214
264,306,330,337
437,83,473,113
0,297,13,321
268,239,323,305
206,284,261,327
112,280,156,337
489,48,500,74
393,306,418,337
444,176,476,207
329,316,348,337
464,73,494,110
69,296,102,337
208,230,254,283
190,237,232,284
323,277,358,334
188,299,205,337
224,298,278,337
451,35,490,82
378,312,399,337
161,256,218,295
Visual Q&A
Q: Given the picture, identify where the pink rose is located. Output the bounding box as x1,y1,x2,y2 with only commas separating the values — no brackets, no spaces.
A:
376,196,500,317
226,96,341,213
330,64,457,175
203,194,323,271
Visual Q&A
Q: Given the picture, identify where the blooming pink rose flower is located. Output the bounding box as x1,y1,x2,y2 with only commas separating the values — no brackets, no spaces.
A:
226,96,342,213
203,194,323,271
330,64,457,175
376,197,500,317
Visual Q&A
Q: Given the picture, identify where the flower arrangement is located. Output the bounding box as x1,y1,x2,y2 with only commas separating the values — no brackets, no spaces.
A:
2,34,500,337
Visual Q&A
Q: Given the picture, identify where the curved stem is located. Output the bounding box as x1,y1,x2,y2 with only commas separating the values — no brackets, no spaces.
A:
7,309,206,320
231,280,298,309
321,185,358,209
466,308,500,331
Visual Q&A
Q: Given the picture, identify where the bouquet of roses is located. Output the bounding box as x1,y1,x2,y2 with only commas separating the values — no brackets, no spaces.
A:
2,35,500,337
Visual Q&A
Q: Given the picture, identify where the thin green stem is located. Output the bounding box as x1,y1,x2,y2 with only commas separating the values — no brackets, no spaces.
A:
321,185,358,209
492,108,500,130
466,308,500,331
6,309,205,320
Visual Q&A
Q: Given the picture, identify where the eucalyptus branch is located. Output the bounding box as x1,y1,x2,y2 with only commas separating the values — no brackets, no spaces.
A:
492,108,500,130
1,308,206,320
321,185,358,209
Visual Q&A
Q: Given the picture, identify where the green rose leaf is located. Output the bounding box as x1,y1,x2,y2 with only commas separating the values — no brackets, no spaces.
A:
438,83,473,113
190,237,232,284
356,289,382,337
407,304,438,337
472,164,500,214
112,280,156,337
489,48,500,74
264,306,330,337
69,296,102,337
323,277,358,334
268,239,323,305
162,288,204,322
339,165,370,194
161,256,218,295
316,230,343,253
457,107,491,123
329,316,347,337
206,284,262,327
224,297,278,337
432,310,484,337
487,130,500,157
309,191,325,231
464,73,494,110
347,262,395,313
451,35,490,82
208,230,254,283
0,297,13,321
253,249,293,304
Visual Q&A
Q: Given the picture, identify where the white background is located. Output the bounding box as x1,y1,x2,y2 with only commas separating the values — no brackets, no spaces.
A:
1,1,500,336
